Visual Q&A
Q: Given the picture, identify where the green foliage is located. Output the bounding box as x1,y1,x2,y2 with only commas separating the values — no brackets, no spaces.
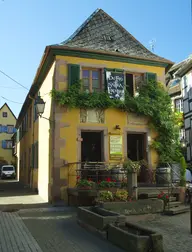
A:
114,189,128,201
98,190,113,202
51,81,182,163
180,156,187,186
97,178,116,188
76,177,95,189
174,112,184,128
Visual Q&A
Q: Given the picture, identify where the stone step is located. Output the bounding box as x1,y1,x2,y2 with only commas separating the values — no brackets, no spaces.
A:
165,201,182,208
169,196,177,202
164,205,190,215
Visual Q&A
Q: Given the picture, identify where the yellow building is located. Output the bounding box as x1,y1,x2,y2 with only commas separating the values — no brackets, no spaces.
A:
0,103,16,167
16,9,173,203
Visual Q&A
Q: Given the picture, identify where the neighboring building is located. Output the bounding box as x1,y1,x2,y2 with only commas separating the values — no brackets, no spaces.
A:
166,60,185,140
16,9,173,203
0,103,17,167
167,55,192,161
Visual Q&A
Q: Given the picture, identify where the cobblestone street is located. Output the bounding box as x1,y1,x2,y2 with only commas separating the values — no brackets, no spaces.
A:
1,206,192,251
19,207,124,252
127,212,192,252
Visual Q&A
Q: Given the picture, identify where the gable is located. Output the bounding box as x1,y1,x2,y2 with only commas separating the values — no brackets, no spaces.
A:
0,103,16,124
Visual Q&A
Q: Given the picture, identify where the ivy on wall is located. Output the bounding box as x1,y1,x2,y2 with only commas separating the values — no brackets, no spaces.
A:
50,81,182,163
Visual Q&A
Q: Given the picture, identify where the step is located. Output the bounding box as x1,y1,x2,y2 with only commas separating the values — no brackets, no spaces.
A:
166,201,182,208
164,205,190,215
169,196,177,202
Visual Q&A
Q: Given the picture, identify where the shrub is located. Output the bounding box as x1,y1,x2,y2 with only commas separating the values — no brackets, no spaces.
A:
98,191,113,202
115,189,128,201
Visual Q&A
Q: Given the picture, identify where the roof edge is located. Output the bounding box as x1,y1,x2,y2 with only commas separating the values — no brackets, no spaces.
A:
50,45,174,65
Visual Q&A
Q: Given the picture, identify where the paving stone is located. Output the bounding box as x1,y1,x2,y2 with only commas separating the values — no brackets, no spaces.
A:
0,212,42,252
19,209,125,252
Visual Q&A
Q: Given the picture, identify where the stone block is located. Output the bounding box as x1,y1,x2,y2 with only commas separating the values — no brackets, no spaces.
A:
107,222,164,252
77,206,125,231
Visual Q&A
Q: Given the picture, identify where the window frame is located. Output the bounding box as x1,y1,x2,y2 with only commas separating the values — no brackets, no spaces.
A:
125,71,145,97
7,125,14,134
2,112,7,118
175,98,183,112
82,68,102,92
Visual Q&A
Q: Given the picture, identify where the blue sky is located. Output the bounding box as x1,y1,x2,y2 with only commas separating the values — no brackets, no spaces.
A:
0,0,191,117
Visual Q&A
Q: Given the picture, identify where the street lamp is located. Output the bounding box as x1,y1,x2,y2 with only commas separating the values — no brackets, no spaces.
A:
180,137,187,148
35,96,45,117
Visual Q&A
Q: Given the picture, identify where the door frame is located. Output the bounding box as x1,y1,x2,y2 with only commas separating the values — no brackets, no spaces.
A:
77,126,108,163
123,127,151,167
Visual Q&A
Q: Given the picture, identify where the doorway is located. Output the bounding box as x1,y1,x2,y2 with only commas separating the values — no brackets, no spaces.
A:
81,131,103,162
127,133,146,161
127,133,147,183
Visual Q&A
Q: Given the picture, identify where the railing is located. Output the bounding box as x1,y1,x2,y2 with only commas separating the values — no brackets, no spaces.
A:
67,161,182,209
67,162,126,188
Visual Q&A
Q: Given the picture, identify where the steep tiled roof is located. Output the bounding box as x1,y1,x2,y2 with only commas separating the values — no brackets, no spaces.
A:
55,9,172,64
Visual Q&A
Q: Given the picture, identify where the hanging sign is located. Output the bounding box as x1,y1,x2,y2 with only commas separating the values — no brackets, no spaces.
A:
110,135,123,159
106,71,125,100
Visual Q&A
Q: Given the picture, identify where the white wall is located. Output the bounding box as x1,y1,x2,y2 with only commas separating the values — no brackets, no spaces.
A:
38,62,55,201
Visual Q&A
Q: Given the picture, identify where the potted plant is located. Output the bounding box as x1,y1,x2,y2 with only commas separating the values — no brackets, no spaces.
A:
98,177,116,192
76,177,95,190
97,190,114,203
114,189,128,202
157,191,169,209
123,158,143,200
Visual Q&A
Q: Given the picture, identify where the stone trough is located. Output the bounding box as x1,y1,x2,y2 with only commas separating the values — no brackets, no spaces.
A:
108,221,164,252
77,206,125,231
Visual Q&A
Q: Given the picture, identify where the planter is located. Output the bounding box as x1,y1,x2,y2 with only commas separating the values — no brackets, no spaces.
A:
77,206,125,231
107,222,163,252
67,188,97,206
98,187,117,193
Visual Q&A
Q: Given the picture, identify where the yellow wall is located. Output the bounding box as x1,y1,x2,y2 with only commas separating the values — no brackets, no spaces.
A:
0,104,16,165
18,101,39,188
55,55,165,200
38,62,55,201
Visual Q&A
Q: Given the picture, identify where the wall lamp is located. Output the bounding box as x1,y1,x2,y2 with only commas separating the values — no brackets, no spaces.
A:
35,96,54,123
115,125,121,130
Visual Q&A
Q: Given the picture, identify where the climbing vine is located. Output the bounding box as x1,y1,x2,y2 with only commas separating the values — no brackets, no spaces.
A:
50,81,182,163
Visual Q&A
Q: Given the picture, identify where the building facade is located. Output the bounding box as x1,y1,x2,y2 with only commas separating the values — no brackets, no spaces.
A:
16,9,173,203
0,103,17,167
167,56,192,162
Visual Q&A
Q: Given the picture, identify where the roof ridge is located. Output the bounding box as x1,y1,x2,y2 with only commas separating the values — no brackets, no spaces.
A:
59,8,100,45
100,9,167,62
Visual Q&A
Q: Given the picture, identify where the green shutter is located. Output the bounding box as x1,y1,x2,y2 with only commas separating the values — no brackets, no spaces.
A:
68,64,80,86
31,144,34,168
145,72,157,84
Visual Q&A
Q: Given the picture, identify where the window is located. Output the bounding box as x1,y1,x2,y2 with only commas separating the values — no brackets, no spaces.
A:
82,69,101,92
126,73,144,97
2,112,7,117
184,76,188,96
7,125,14,134
2,140,13,149
175,99,183,112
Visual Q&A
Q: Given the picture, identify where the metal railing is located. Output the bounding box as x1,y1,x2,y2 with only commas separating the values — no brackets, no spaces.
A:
67,161,182,209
